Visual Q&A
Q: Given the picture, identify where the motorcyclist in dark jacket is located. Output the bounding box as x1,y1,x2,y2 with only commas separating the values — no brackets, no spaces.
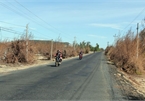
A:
79,51,83,55
55,50,62,62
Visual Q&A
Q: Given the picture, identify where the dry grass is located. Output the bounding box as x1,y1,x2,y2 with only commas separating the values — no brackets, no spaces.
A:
105,29,145,74
0,37,92,66
0,40,35,64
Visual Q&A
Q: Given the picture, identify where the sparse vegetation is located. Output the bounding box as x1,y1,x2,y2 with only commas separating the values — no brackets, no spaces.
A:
105,28,145,74
0,35,100,66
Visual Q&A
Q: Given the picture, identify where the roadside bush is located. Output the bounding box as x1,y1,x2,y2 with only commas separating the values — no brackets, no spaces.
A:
2,40,35,63
105,30,145,74
30,41,51,60
0,38,91,65
85,47,90,54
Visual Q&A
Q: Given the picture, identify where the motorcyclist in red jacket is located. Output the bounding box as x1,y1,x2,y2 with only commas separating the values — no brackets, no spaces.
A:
79,51,83,59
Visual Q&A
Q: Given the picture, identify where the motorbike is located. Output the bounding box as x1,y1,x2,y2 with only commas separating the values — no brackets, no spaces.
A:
79,54,83,60
55,55,62,67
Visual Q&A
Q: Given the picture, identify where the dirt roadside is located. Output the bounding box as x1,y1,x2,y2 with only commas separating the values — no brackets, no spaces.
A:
0,59,52,76
117,69,145,96
107,60,145,99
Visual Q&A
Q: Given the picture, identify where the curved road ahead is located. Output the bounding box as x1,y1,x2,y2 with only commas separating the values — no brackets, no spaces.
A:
0,52,125,100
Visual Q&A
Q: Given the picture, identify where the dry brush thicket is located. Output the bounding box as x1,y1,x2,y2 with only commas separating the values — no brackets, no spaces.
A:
105,29,145,74
0,40,35,64
0,39,91,65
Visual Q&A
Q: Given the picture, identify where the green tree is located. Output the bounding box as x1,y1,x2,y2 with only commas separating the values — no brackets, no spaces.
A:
96,43,99,51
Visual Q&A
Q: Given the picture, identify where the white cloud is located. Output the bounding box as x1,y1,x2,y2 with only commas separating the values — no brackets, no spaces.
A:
90,23,123,30
88,34,106,39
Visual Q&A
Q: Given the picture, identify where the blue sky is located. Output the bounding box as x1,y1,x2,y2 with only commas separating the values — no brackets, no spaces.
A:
0,0,145,49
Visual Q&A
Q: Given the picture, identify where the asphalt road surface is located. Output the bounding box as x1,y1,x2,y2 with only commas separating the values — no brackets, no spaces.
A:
0,52,128,100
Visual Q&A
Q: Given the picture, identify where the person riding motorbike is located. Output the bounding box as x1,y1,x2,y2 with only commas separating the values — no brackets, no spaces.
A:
79,51,83,59
80,51,83,54
55,50,62,64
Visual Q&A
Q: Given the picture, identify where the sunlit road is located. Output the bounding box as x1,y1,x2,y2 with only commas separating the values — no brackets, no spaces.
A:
0,52,124,100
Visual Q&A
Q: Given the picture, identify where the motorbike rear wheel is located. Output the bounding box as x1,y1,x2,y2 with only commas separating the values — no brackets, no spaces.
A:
79,55,82,60
55,62,59,67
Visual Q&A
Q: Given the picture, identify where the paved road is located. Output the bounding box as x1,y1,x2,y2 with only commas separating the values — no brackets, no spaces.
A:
0,52,125,100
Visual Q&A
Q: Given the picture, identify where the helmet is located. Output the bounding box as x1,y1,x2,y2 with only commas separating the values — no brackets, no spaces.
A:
57,50,60,53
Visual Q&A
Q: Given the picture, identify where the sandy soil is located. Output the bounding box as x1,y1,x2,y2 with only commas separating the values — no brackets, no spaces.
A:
117,69,145,96
107,60,145,98
0,59,52,76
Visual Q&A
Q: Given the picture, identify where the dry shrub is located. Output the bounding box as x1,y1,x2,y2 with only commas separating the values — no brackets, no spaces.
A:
61,46,76,57
139,28,145,72
30,40,51,60
62,50,67,58
71,50,77,57
2,40,35,63
58,46,83,58
85,47,90,54
105,46,114,57
0,41,10,64
30,40,91,60
0,38,91,65
105,30,145,74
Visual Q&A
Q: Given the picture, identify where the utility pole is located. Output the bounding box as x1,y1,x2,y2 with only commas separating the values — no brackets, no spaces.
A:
137,23,139,59
107,42,109,46
74,37,76,50
113,34,117,41
113,34,116,44
26,24,29,62
50,39,53,60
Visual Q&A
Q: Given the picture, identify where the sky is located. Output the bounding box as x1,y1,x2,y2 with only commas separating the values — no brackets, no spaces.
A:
0,0,145,49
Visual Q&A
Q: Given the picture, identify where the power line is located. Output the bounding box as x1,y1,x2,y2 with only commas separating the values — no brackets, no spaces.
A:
0,1,84,44
121,7,145,33
0,20,53,40
14,0,59,32
0,2,57,36
0,21,25,28
0,2,47,30
29,29,49,36
0,26,24,35
0,3,54,39
0,2,36,23
13,0,65,36
13,0,82,42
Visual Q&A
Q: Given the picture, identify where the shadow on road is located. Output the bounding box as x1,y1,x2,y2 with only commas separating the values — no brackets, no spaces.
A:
46,65,57,67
